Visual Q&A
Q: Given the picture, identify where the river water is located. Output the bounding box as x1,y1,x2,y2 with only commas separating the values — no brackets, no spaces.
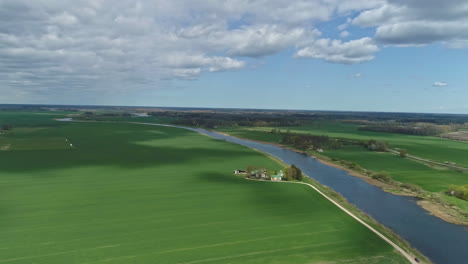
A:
177,126,467,264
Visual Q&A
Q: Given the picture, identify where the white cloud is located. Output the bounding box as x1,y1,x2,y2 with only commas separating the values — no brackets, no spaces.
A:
0,0,389,99
338,17,352,31
353,0,468,47
220,25,320,58
168,68,202,80
162,54,245,72
2,0,464,102
295,37,379,64
50,12,78,26
339,30,350,38
433,82,448,87
353,73,362,78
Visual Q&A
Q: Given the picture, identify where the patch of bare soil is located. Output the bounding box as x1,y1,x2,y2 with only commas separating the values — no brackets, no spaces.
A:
418,200,468,226
441,131,468,141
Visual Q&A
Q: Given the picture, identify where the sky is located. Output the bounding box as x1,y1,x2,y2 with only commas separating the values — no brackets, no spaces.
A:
1,0,468,113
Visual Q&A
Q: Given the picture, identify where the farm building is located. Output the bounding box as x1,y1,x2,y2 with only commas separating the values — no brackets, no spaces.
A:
271,170,283,181
234,170,247,174
250,169,268,178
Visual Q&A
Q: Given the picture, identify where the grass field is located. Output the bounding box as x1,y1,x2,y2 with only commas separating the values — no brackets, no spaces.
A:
218,122,468,191
325,145,468,192
0,117,407,263
219,121,468,168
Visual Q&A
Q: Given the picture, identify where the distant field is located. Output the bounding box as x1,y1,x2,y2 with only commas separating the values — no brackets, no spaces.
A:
218,124,468,198
220,121,468,168
442,131,468,141
0,110,76,126
325,145,468,192
0,118,405,263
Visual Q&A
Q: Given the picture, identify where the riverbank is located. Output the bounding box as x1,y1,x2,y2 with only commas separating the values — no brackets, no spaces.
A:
215,130,468,226
241,148,428,263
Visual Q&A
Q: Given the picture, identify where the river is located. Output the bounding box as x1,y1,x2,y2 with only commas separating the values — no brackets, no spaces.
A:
175,125,467,264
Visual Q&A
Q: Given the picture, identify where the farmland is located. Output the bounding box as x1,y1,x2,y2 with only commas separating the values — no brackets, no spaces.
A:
221,121,468,168
217,121,468,191
0,114,407,264
216,120,468,224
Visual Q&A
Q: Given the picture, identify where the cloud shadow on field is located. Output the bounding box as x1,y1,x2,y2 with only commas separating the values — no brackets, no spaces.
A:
0,123,259,174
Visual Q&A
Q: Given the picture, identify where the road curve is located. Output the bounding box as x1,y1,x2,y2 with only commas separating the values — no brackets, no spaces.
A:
289,181,418,264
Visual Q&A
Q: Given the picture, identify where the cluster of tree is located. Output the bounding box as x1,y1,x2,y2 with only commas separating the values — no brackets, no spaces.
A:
80,112,132,118
154,111,303,128
365,140,388,152
283,165,302,181
279,132,342,150
0,124,13,131
358,122,459,136
447,185,468,201
141,109,468,130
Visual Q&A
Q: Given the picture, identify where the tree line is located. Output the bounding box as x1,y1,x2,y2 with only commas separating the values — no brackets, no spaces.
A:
150,111,303,128
273,129,342,150
358,122,460,136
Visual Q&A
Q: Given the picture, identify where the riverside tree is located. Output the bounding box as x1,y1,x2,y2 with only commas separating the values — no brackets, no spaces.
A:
284,164,303,181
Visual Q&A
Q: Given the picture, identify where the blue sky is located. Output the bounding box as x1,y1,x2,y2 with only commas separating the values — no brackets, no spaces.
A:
1,0,467,113
114,43,468,113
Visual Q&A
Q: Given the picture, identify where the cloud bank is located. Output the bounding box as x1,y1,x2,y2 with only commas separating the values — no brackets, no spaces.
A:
0,0,466,101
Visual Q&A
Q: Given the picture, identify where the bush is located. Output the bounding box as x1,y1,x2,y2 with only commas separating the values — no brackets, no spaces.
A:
399,149,408,158
366,140,388,152
371,172,395,184
447,185,468,201
400,183,422,193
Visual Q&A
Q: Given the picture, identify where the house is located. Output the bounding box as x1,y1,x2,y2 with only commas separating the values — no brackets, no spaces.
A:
250,169,268,178
271,175,282,181
271,170,283,181
234,170,247,174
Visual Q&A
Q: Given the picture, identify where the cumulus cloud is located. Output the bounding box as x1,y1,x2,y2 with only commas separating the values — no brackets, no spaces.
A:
2,0,464,102
353,0,468,47
0,0,390,99
295,37,379,64
339,30,350,38
433,81,448,87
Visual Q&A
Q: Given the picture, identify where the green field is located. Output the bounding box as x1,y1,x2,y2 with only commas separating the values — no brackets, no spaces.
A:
218,122,468,191
325,145,468,192
220,121,468,168
0,117,406,263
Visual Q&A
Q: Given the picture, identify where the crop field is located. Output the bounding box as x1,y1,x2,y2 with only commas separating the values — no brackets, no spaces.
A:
0,117,406,264
218,124,468,199
325,145,468,192
220,121,468,168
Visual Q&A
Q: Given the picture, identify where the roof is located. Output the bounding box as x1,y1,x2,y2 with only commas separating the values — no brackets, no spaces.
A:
271,175,282,178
